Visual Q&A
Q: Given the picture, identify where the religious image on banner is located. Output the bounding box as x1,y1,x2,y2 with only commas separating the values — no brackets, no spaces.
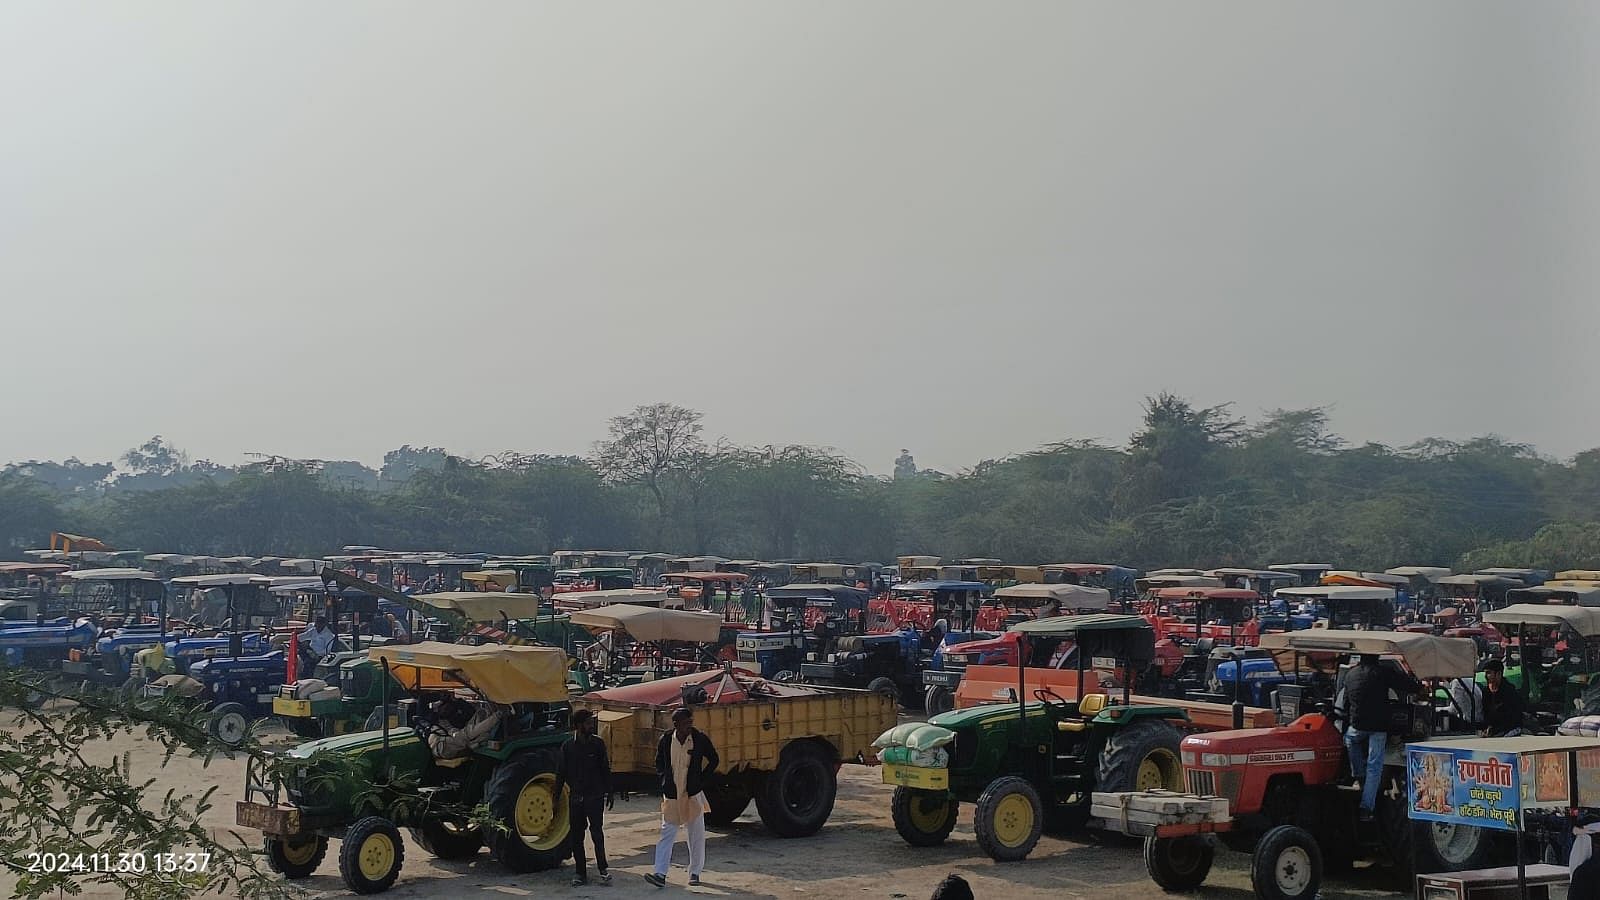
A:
1412,752,1455,815
1578,748,1600,808
1533,752,1571,804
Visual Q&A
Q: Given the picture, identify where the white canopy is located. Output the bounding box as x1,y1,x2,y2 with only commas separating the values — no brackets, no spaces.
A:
1258,630,1478,679
1484,603,1600,636
1385,566,1453,580
568,604,724,643
63,568,160,582
1274,585,1396,601
558,589,682,609
171,574,258,587
994,583,1110,610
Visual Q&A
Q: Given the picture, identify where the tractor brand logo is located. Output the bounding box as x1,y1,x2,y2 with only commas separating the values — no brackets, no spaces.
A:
1456,756,1514,787
1246,750,1315,764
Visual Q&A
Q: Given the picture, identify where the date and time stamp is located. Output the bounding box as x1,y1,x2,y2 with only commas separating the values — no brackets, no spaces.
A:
17,851,212,875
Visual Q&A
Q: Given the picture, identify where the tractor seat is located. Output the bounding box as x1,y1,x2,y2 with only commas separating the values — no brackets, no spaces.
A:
1078,693,1109,716
433,755,471,769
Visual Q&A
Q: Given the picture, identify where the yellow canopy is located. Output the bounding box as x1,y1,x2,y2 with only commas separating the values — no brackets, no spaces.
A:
568,604,724,642
367,641,569,703
462,570,519,590
558,589,682,609
416,591,549,622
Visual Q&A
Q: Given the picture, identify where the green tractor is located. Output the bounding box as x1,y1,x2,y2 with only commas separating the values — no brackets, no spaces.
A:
238,642,575,894
876,614,1187,862
273,653,408,739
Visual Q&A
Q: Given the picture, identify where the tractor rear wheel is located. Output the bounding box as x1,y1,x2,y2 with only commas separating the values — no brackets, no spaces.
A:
1251,825,1322,900
1145,834,1213,891
755,742,837,837
703,781,752,828
411,818,483,860
973,776,1043,862
484,751,571,872
924,685,954,717
866,677,900,704
264,834,327,879
338,816,404,894
1097,719,1183,794
891,787,958,847
1411,820,1496,875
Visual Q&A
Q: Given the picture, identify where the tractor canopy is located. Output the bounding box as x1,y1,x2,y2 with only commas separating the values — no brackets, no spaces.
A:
568,604,723,643
1484,603,1600,638
993,583,1110,611
1009,613,1157,671
367,641,569,704
765,583,870,610
416,591,549,622
1257,630,1478,680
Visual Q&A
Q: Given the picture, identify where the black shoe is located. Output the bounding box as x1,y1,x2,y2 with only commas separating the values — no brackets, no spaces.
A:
573,877,588,886
644,873,666,888
1358,808,1375,822
597,871,612,885
690,875,702,886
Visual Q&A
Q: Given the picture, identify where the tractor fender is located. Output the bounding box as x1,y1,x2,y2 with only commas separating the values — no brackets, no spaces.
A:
1092,706,1190,726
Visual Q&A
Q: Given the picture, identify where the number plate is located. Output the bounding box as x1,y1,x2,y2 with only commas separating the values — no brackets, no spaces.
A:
923,671,960,687
882,764,949,790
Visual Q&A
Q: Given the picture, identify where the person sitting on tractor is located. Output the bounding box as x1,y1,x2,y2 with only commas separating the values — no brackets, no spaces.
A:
1481,658,1525,737
426,694,503,760
1342,653,1423,821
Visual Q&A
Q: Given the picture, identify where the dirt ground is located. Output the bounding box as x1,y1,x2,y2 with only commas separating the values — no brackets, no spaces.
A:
3,718,1407,900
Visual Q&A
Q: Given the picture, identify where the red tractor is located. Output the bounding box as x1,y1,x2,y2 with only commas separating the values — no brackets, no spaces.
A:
1132,630,1501,900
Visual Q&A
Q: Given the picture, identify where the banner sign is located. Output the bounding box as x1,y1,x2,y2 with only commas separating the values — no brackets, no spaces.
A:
1407,746,1519,831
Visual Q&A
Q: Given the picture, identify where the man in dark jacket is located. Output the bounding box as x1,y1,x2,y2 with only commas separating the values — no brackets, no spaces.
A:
1342,653,1423,820
1481,659,1525,737
645,706,720,888
554,709,612,886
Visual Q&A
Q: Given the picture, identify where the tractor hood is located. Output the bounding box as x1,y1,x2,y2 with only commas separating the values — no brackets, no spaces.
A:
287,726,423,760
928,700,1048,731
943,632,1019,656
1181,713,1340,758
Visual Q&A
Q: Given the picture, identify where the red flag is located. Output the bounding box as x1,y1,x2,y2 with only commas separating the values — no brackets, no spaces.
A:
286,631,299,683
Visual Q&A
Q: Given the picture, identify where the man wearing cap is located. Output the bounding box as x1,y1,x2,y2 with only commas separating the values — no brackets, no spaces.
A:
555,708,612,886
645,706,719,888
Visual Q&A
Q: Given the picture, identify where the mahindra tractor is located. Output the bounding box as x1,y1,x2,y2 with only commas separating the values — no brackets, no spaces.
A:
878,614,1209,862
1131,630,1500,900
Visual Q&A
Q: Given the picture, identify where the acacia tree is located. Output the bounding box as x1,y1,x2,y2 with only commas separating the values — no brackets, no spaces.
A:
0,672,298,900
591,404,705,542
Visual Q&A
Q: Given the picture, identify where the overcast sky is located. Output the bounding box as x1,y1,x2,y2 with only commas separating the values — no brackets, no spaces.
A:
3,2,1596,475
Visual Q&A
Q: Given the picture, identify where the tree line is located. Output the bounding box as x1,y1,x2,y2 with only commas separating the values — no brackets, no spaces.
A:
4,397,1600,572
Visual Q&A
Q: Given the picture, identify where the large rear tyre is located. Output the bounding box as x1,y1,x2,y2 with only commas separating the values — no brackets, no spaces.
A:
484,751,571,872
1251,825,1322,900
264,835,327,879
410,818,483,860
924,685,954,717
866,677,900,704
891,787,958,847
1145,834,1213,891
1097,719,1183,793
703,781,752,828
973,776,1043,862
338,816,403,894
755,742,837,837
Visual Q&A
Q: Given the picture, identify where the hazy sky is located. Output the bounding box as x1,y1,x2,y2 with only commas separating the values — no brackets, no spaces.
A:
4,2,1597,475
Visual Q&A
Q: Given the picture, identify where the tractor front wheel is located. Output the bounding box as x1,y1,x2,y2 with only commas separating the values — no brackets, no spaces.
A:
1251,825,1322,900
207,703,250,748
1145,834,1213,891
973,776,1043,862
891,787,958,847
338,816,404,894
484,751,571,872
264,835,327,879
924,685,954,717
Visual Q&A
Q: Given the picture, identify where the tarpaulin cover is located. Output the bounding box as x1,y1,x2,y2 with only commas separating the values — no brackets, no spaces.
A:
368,641,568,703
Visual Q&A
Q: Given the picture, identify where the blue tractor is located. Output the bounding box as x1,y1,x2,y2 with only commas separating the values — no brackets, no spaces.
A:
735,583,870,681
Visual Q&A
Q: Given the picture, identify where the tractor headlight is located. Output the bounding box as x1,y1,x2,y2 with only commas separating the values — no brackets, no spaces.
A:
1200,753,1229,767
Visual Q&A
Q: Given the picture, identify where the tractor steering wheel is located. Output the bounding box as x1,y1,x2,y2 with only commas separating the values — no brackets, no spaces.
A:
1033,687,1072,713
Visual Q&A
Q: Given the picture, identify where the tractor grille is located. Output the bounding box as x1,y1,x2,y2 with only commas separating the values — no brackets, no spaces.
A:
949,733,976,770
1187,769,1241,803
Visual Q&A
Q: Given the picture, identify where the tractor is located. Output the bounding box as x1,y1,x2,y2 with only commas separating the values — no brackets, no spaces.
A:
1132,630,1499,900
238,642,574,895
878,614,1191,861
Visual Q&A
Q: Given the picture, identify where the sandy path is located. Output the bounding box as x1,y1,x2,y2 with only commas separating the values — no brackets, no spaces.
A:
1,720,1403,900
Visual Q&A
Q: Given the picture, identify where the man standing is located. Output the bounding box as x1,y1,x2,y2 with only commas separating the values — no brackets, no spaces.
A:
1342,653,1422,821
555,709,612,886
1481,659,1526,737
646,706,719,888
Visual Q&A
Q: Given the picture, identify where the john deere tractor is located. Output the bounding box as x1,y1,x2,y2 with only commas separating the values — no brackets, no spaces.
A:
877,614,1188,862
238,642,574,895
